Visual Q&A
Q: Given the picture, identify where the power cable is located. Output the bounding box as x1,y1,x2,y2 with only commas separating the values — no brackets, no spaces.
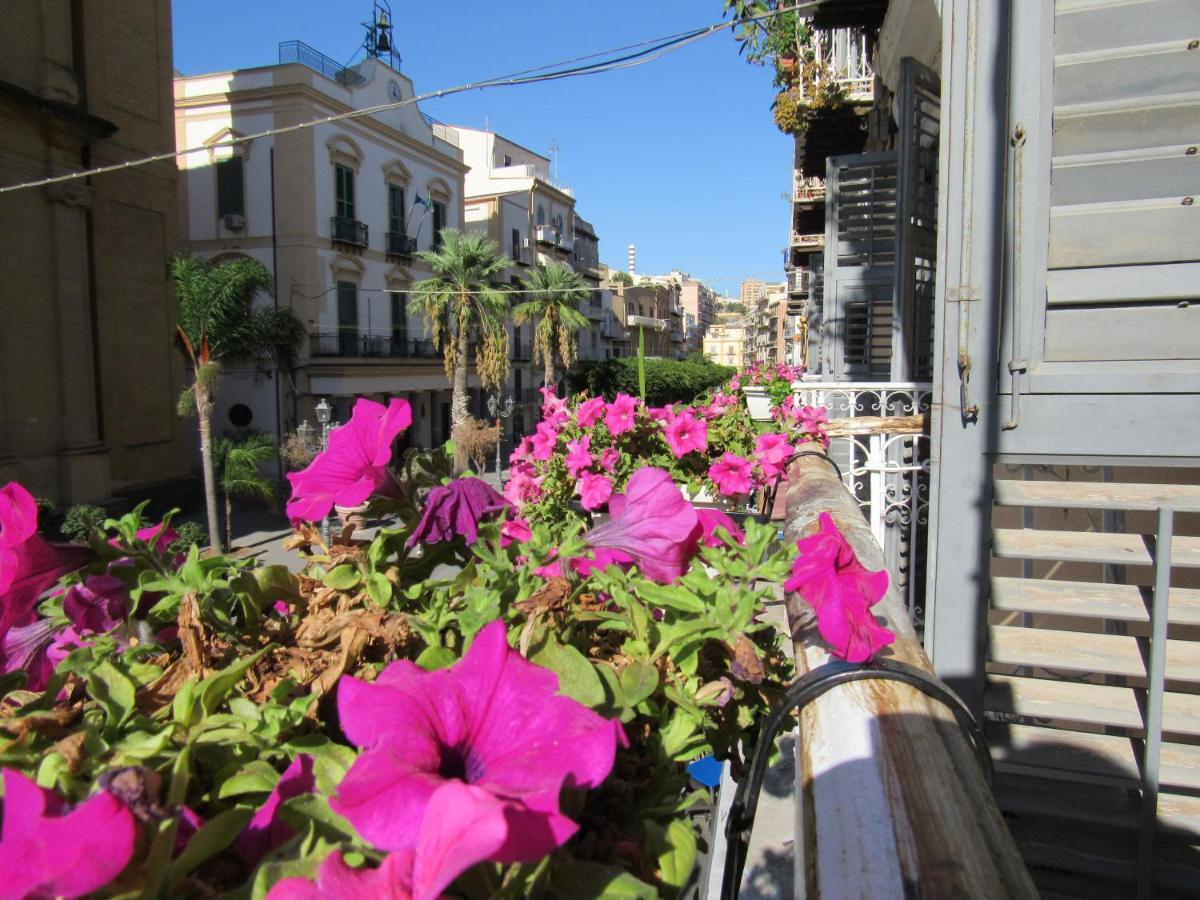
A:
0,3,820,196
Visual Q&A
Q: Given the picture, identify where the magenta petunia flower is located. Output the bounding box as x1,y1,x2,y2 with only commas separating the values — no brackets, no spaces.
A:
236,754,316,864
500,515,532,547
0,768,136,899
406,478,509,548
604,393,639,436
575,472,613,511
267,781,510,900
599,446,619,473
565,435,594,478
646,405,673,424
585,467,699,584
693,508,745,549
285,398,412,523
540,389,570,431
575,396,606,428
331,620,624,862
664,411,708,459
529,422,559,462
0,482,89,655
63,574,129,635
708,453,755,497
503,470,542,509
785,512,895,662
509,437,534,467
754,432,794,482
570,546,635,578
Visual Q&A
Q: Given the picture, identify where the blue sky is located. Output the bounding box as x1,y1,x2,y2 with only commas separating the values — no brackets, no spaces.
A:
172,1,792,294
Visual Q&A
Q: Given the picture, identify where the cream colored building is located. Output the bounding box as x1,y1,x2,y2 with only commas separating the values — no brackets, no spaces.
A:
458,128,608,435
0,0,191,504
176,47,469,449
703,322,745,369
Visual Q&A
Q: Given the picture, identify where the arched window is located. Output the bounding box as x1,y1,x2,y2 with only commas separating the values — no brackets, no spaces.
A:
536,204,546,226
554,213,564,233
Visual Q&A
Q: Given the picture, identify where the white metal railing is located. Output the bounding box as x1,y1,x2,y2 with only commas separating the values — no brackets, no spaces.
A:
794,173,827,202
799,27,875,104
792,231,824,247
534,224,559,245
787,267,811,293
794,381,932,628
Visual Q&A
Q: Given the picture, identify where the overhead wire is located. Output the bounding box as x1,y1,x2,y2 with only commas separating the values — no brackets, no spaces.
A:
0,2,819,195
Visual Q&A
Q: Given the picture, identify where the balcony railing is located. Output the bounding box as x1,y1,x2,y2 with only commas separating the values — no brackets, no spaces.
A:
385,232,417,259
792,231,824,248
556,234,575,254
309,332,442,359
279,41,365,87
534,225,559,245
787,267,811,294
797,27,875,104
794,173,827,202
511,244,532,266
331,216,368,248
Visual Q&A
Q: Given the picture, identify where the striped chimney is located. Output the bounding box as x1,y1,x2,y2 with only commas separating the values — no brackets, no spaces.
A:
627,244,636,275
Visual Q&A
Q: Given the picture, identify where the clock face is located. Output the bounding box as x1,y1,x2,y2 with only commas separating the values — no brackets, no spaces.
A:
388,81,401,102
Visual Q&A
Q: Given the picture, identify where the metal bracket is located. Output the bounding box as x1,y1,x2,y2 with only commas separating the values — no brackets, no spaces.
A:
952,286,980,424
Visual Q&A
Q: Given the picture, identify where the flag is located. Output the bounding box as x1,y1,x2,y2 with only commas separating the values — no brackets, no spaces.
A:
414,193,433,211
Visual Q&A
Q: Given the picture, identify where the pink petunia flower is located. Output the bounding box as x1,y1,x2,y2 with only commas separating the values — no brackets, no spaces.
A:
646,405,673,424
708,453,755,497
0,482,90,655
575,472,613,511
236,755,316,864
570,547,635,578
503,470,542,509
664,411,708,459
575,396,606,429
599,446,619,473
63,574,128,636
0,768,136,899
509,437,534,467
529,422,559,462
500,516,532,547
565,435,594,478
693,508,745,549
604,393,639,436
585,467,699,584
755,432,794,483
267,781,510,900
330,620,625,862
406,478,509,548
285,398,412,523
785,512,895,662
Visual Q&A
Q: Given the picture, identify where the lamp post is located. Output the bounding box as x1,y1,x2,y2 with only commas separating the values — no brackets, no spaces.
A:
314,398,335,541
487,393,515,485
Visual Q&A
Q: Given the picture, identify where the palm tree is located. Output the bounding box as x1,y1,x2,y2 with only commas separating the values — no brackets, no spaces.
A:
171,256,304,552
514,262,591,388
213,433,277,548
411,229,511,428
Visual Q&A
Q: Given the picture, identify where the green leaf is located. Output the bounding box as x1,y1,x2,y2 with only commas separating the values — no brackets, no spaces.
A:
169,807,254,883
324,564,362,591
415,645,457,671
251,852,325,900
277,793,359,844
217,759,281,798
635,582,706,615
530,636,605,708
549,859,658,899
86,660,136,730
199,647,270,717
366,571,392,606
645,818,698,891
286,736,357,794
660,709,703,759
619,660,659,708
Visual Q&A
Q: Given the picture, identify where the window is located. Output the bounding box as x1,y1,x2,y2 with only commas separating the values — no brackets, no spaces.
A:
388,184,405,234
337,281,358,355
515,368,522,399
216,158,244,218
335,165,355,220
511,227,521,260
390,292,407,348
432,201,446,249
536,204,546,226
502,154,512,167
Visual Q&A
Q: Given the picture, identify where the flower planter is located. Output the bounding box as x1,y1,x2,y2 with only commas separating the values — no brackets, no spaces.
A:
741,386,772,421
334,502,370,533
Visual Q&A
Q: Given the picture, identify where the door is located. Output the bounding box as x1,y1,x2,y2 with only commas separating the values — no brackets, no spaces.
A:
337,281,358,356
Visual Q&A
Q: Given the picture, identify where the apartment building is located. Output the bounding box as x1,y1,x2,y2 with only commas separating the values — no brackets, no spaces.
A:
637,270,718,353
610,285,676,359
0,0,191,504
458,127,607,436
175,45,469,448
739,278,767,306
702,320,745,369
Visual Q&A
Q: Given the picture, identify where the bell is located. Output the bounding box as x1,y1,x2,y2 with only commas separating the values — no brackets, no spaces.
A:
376,28,392,54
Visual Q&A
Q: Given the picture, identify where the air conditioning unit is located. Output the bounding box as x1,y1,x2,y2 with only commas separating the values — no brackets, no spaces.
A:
222,213,245,230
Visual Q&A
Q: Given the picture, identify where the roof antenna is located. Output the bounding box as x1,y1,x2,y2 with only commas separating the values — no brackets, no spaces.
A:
549,139,560,183
362,0,399,69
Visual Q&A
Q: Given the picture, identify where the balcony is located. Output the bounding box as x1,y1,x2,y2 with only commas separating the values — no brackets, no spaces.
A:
385,232,417,260
794,173,827,203
331,216,368,249
792,231,825,248
797,28,875,105
279,40,365,87
787,267,812,294
534,225,559,246
555,234,575,254
309,332,441,359
511,242,532,266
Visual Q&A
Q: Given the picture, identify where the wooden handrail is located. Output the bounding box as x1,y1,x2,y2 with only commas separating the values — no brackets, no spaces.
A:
781,450,1036,898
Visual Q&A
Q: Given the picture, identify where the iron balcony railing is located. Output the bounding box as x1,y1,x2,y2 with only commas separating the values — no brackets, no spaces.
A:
331,217,368,248
309,332,442,359
385,232,417,258
534,224,559,245
794,172,827,202
787,267,812,294
511,243,532,266
279,41,366,87
792,231,824,248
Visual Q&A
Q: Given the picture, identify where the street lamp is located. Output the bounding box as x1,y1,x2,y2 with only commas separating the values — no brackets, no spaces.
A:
487,393,515,484
315,398,333,449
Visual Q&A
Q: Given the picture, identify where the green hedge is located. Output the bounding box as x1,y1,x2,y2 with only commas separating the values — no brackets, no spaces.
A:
568,357,735,406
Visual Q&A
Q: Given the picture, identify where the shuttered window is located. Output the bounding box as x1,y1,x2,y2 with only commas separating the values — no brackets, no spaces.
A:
388,185,405,234
432,201,446,249
390,291,407,345
335,165,355,221
216,158,244,218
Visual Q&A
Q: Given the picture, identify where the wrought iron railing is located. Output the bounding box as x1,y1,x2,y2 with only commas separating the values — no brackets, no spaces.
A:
331,217,368,248
385,232,417,258
787,267,811,293
278,41,365,87
534,225,559,245
794,173,827,202
309,332,441,359
792,231,824,247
